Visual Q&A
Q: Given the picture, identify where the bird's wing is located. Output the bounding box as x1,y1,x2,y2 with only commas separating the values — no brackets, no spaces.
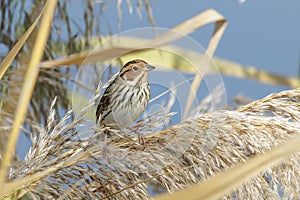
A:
96,87,110,123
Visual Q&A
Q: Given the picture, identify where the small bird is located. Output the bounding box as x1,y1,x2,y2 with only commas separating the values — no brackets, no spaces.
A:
96,59,155,129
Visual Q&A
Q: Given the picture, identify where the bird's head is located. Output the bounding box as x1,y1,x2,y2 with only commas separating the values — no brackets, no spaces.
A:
118,59,155,86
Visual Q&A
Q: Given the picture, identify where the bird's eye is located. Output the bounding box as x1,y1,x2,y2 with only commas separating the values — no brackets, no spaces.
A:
132,66,139,72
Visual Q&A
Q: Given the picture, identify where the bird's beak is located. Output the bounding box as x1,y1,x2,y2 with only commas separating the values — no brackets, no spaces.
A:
144,64,156,72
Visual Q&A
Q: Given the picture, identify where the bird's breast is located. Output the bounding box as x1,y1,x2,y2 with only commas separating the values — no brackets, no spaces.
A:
102,83,150,128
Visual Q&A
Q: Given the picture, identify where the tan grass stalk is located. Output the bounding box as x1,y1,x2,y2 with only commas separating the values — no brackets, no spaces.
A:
215,58,300,88
40,36,299,88
183,18,227,118
0,8,44,79
39,9,226,69
0,0,58,193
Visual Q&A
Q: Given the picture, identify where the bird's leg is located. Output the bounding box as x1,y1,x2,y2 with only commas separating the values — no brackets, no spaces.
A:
102,128,109,158
135,129,145,145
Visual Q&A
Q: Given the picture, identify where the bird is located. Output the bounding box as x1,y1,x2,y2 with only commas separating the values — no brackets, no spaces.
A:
96,59,155,129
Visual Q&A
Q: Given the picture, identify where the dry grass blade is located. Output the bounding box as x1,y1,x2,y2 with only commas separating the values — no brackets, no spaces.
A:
0,0,58,193
0,7,44,79
144,9,226,49
40,46,135,68
2,164,62,198
39,9,225,69
154,132,300,200
183,10,227,119
46,36,300,88
143,0,156,27
215,58,300,88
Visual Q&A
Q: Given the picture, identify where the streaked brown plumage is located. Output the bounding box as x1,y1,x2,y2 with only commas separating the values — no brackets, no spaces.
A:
96,59,155,129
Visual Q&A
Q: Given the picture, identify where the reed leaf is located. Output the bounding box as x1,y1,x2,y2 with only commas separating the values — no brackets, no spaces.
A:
41,36,300,88
0,7,44,79
0,0,58,192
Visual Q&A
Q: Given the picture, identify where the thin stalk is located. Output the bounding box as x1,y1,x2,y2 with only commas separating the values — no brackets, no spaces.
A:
0,0,58,194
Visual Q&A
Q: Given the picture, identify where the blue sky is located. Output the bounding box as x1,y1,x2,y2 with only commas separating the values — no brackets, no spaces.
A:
130,1,300,76
87,0,299,100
